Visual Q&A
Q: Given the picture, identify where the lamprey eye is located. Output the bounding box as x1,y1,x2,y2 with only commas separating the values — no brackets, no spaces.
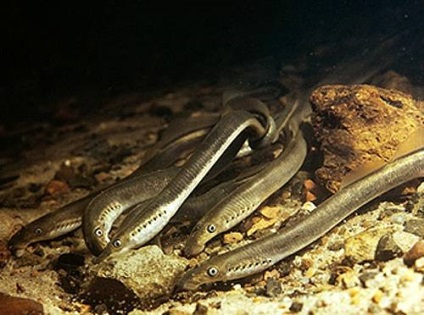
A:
34,227,43,235
94,228,103,237
206,224,216,233
206,266,219,277
112,239,122,248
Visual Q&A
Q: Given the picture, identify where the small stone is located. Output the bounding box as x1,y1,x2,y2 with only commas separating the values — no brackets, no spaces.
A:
0,291,44,314
404,240,424,266
263,269,280,280
404,219,424,238
301,201,317,212
56,253,85,269
247,217,278,236
344,226,395,263
358,272,379,288
392,231,420,252
222,232,243,245
259,206,280,219
372,289,384,304
289,301,303,312
375,233,403,261
193,303,208,315
338,270,361,289
45,179,70,196
265,278,282,297
414,257,424,272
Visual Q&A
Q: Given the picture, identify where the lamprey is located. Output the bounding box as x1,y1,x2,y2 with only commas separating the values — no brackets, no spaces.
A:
84,139,251,256
134,113,220,175
83,167,180,255
9,168,178,257
8,195,91,256
95,108,273,262
177,148,424,290
184,127,307,256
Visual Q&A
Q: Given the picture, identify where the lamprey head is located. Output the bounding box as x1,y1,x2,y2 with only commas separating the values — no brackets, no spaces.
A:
177,249,276,291
83,222,109,257
176,259,225,291
92,231,133,263
83,196,125,256
184,220,222,257
9,217,82,257
8,225,45,257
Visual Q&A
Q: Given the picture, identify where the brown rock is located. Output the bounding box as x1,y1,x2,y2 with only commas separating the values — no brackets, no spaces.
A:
310,84,423,192
403,240,424,267
0,292,44,315
84,246,188,312
45,179,70,197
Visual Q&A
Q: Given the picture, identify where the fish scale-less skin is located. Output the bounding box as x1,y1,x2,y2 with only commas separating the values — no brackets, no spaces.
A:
83,167,179,255
96,108,271,262
184,128,307,257
178,148,424,290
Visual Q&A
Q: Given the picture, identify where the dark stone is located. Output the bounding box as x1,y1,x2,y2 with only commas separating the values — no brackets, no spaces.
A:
358,271,379,288
375,233,403,261
83,277,140,314
404,219,424,238
265,278,282,297
193,303,208,315
56,253,85,269
289,301,303,312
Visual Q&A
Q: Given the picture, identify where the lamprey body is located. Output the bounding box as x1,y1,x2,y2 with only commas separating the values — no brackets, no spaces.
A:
177,148,424,290
8,114,219,256
184,128,307,256
134,114,220,175
95,109,272,262
8,195,91,256
83,167,180,255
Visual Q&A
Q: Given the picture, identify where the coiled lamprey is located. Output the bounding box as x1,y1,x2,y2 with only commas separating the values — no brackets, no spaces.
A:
95,103,275,262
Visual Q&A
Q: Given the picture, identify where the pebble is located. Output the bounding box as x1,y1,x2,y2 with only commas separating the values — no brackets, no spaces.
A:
404,240,424,266
193,303,208,315
392,231,420,252
340,271,361,289
222,232,243,245
414,257,424,272
289,301,303,312
265,278,282,297
344,226,395,263
0,291,44,315
45,179,70,196
375,233,403,261
259,206,280,219
404,218,424,238
246,217,277,237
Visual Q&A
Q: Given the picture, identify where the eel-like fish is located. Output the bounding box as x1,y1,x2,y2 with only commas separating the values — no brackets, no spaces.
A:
177,147,424,290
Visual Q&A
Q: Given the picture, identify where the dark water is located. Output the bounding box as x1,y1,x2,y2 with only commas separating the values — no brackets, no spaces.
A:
1,0,423,124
